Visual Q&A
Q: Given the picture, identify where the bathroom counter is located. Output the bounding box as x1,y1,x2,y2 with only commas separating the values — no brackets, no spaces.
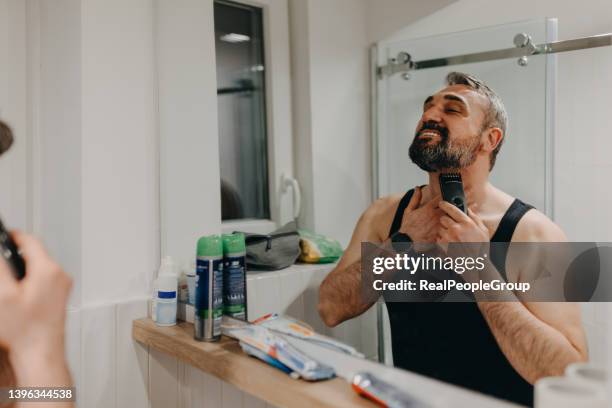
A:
132,318,372,408
133,318,522,408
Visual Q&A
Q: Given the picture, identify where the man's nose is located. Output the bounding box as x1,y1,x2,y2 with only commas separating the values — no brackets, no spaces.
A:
421,106,443,123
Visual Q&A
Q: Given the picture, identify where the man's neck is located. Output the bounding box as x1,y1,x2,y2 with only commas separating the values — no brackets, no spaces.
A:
426,164,490,209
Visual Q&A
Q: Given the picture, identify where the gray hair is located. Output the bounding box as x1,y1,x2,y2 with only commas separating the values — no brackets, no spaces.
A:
445,72,508,170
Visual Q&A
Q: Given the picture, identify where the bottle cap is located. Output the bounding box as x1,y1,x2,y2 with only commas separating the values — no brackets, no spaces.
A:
197,235,223,257
222,233,246,254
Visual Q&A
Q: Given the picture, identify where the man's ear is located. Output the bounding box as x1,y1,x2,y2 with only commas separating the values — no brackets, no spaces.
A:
481,127,503,153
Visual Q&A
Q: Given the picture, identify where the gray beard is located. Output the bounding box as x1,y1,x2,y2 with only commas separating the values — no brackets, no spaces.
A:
409,134,481,172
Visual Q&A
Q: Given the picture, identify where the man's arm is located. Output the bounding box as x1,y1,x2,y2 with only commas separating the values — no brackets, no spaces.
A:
318,197,398,327
478,211,588,384
478,302,586,384
438,204,588,384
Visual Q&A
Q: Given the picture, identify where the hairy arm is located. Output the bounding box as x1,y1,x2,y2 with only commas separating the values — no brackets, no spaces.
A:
478,211,587,384
478,301,585,384
318,198,396,327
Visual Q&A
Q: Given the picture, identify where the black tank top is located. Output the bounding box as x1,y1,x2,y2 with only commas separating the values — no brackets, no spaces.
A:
385,188,534,406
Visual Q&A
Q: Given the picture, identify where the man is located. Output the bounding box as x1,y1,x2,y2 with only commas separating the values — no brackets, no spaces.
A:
318,73,587,405
0,121,73,408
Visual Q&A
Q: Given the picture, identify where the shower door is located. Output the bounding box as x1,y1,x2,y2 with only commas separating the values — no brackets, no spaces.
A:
372,18,557,364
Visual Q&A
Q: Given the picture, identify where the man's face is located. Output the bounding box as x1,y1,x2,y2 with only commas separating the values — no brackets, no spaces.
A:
409,85,488,172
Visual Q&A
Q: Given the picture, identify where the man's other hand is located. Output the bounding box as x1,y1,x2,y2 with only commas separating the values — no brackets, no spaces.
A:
399,186,442,242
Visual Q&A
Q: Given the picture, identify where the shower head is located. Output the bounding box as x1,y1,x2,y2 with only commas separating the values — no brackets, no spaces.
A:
0,120,15,156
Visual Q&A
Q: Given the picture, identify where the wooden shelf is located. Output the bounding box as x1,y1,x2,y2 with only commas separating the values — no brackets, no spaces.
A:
132,318,373,408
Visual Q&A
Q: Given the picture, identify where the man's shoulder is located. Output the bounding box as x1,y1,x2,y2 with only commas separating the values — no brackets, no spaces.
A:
358,192,410,240
512,206,567,242
363,193,405,221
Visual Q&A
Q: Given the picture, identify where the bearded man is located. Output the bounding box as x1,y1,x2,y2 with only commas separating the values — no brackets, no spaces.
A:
317,72,587,406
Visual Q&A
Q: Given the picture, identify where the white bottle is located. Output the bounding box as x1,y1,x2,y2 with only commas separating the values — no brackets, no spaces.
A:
154,256,178,326
186,259,196,305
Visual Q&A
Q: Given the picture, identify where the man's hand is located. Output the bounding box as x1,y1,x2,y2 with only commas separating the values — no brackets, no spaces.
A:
399,186,442,242
0,231,73,391
437,202,488,243
437,202,490,277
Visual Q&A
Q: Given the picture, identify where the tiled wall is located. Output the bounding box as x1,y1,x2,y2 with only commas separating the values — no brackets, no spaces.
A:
66,263,378,408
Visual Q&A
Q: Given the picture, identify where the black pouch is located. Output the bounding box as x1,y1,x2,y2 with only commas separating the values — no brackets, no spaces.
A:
239,222,300,271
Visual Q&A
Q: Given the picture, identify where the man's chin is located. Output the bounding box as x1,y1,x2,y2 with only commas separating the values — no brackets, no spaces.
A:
410,160,440,173
410,156,464,173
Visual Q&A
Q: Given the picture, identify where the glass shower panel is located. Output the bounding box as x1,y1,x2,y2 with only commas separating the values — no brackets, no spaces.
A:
374,19,557,365
375,18,556,214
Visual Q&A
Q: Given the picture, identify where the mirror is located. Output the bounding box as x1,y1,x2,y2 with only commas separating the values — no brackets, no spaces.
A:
159,0,611,404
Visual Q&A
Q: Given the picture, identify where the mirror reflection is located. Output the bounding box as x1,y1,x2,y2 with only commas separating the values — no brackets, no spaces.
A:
160,2,611,407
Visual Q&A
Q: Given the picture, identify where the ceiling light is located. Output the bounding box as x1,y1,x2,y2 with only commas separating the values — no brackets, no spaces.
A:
220,33,251,43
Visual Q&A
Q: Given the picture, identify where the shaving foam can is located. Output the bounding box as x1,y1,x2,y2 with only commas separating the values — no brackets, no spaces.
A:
222,233,247,321
195,235,223,341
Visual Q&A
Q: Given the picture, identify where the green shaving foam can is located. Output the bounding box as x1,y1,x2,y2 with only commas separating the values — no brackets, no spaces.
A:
222,233,247,321
195,235,223,341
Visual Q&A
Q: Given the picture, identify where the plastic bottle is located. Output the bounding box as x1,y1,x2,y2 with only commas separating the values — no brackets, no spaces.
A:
186,259,196,305
154,256,178,327
222,233,247,321
195,235,223,341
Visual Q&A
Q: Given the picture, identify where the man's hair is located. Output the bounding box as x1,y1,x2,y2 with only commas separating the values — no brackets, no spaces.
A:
0,120,14,155
445,72,507,170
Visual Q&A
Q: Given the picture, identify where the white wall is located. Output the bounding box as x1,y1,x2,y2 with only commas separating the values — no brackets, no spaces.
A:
0,0,28,232
308,0,371,247
291,0,371,247
157,0,222,267
289,0,315,236
26,0,159,405
81,0,159,305
26,1,295,407
290,0,459,247
27,0,159,307
33,0,83,307
365,0,456,43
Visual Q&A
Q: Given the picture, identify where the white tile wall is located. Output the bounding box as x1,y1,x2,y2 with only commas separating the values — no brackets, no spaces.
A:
179,365,202,408
201,371,223,408
149,347,179,408
80,304,116,408
301,264,332,336
116,300,150,407
278,269,306,321
65,308,81,396
241,394,268,408
179,364,243,408
246,272,282,321
221,383,243,408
